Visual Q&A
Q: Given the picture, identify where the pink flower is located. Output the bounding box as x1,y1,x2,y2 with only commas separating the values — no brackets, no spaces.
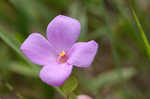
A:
77,94,93,99
20,15,98,86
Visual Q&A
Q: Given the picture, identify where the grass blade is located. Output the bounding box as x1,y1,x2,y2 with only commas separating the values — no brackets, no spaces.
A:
0,29,34,67
132,9,150,60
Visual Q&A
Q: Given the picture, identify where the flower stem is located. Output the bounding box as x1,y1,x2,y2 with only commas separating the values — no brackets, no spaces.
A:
66,93,70,99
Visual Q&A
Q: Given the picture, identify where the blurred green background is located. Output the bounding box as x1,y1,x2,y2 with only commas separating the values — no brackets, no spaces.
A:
0,0,150,99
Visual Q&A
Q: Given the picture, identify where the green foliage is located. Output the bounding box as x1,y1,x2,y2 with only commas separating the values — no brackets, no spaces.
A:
90,68,136,91
69,93,76,99
60,75,78,95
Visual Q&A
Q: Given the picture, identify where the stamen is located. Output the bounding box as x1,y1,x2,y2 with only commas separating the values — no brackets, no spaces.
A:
58,50,68,63
59,50,66,57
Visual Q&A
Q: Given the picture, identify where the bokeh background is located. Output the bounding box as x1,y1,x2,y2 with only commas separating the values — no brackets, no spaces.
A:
0,0,150,99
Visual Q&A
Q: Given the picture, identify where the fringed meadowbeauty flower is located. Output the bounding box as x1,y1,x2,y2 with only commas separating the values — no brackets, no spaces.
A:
20,15,98,86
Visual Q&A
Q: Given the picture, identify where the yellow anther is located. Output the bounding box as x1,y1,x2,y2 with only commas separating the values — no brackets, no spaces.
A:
59,50,66,57
58,50,68,63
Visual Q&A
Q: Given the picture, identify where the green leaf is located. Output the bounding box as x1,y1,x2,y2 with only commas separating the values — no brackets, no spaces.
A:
132,9,150,60
80,68,136,92
60,75,78,95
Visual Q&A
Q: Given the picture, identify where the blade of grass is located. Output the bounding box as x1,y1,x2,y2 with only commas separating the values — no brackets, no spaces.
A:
0,29,34,67
132,9,150,60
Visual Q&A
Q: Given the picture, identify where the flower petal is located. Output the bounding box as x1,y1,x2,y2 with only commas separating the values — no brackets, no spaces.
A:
20,33,57,66
46,15,81,53
67,40,98,68
40,63,72,86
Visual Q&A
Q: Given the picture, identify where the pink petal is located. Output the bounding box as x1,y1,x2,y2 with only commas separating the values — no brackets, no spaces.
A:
20,33,57,66
40,62,72,86
46,15,81,53
67,40,98,68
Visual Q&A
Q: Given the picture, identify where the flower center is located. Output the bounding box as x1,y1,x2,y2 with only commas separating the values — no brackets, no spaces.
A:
57,50,68,63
